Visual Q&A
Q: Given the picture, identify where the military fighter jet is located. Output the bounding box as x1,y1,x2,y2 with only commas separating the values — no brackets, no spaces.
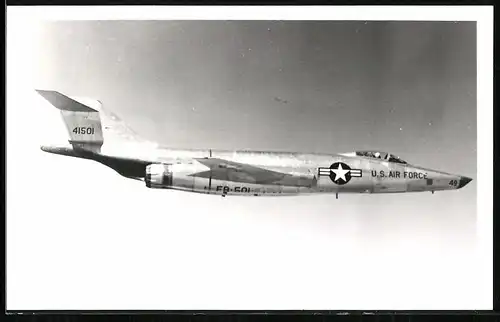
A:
36,90,473,198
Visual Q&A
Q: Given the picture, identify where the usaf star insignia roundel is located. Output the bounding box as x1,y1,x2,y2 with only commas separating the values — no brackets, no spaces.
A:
318,162,363,185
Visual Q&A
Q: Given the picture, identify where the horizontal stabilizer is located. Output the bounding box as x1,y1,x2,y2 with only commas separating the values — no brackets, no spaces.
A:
36,90,98,113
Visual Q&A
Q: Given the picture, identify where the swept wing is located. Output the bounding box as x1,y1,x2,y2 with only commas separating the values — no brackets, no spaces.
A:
193,158,317,187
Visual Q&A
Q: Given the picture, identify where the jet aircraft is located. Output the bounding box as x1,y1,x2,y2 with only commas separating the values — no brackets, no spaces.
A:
36,90,473,198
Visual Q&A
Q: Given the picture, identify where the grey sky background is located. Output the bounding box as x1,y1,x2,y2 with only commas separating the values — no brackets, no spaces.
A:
8,20,479,309
37,21,476,161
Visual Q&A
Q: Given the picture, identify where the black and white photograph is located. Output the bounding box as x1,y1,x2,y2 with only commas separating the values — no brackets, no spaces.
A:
6,6,493,311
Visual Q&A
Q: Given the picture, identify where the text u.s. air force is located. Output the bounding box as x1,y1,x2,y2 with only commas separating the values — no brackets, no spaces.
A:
371,170,427,179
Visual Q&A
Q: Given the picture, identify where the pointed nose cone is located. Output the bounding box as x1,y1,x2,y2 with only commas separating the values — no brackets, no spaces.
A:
458,176,473,189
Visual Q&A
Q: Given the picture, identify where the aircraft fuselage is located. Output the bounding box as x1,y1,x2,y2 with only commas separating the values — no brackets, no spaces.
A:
41,144,472,197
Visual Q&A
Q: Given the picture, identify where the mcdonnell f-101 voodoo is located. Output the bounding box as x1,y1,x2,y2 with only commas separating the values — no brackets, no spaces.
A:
36,90,473,198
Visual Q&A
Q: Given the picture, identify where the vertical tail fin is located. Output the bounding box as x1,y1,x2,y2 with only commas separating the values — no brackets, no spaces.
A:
37,89,157,154
36,90,104,152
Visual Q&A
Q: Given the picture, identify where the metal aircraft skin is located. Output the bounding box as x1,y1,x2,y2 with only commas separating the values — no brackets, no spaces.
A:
36,90,473,198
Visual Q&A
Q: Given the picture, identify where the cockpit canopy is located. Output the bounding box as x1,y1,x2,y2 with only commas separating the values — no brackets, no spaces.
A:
355,151,408,164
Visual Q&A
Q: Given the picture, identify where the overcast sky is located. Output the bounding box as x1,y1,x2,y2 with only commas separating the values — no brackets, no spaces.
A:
8,18,481,309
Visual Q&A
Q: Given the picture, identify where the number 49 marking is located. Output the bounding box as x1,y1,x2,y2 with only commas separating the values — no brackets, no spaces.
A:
73,127,95,135
449,180,458,186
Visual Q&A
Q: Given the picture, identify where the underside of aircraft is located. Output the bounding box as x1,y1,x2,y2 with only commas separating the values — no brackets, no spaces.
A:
36,90,473,197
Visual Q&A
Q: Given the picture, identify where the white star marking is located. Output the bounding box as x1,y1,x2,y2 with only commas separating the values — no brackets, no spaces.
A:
331,163,350,182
